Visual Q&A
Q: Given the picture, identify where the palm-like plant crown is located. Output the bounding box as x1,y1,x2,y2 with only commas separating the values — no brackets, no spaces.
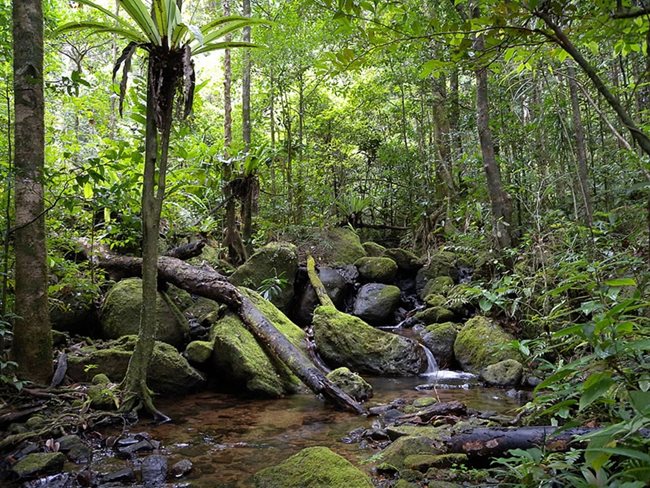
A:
59,0,264,129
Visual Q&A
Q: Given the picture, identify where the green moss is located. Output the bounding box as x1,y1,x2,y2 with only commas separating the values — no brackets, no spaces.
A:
326,367,373,401
480,359,523,386
424,294,446,308
405,453,468,471
313,306,425,375
185,340,214,365
362,241,386,257
412,397,437,408
354,256,398,283
453,316,518,373
421,276,455,299
209,294,305,397
11,452,66,478
67,336,206,394
230,242,298,310
353,283,401,325
414,306,455,324
254,446,373,488
314,227,367,265
99,278,189,346
368,436,438,468
384,248,422,271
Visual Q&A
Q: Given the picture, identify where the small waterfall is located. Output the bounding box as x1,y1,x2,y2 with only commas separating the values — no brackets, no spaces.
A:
420,345,439,376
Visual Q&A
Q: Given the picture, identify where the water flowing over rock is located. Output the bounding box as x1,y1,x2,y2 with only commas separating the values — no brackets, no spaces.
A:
312,306,426,375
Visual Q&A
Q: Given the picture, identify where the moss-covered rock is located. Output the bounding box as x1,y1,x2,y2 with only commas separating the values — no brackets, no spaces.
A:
308,227,367,266
454,316,518,373
420,276,455,300
254,446,373,488
184,297,221,324
424,294,446,308
326,367,373,401
312,306,426,375
67,336,206,394
369,436,439,469
210,288,306,397
416,251,458,294
352,283,401,326
384,248,422,272
420,322,458,368
88,381,118,410
481,359,524,387
11,452,66,478
230,242,298,310
362,241,386,257
405,453,467,471
184,340,214,366
414,306,455,324
354,256,398,283
99,278,189,347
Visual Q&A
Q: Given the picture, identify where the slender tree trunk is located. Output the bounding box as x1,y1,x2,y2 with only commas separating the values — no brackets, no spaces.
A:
2,83,12,326
11,0,52,383
295,71,304,224
241,0,253,253
449,67,462,161
474,34,514,251
221,0,244,264
269,71,277,198
567,62,593,226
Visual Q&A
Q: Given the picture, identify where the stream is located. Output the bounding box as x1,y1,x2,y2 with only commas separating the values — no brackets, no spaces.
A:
95,373,524,487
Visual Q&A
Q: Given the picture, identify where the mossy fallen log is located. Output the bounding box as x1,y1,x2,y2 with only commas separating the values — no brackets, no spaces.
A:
80,241,366,415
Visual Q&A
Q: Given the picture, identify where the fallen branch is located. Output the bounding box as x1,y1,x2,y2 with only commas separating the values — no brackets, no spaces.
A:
79,242,366,415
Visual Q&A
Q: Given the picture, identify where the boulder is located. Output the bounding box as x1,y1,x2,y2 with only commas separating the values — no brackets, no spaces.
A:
369,435,439,469
420,276,454,299
254,446,373,488
362,241,386,257
210,288,306,397
423,294,446,308
293,267,351,325
384,248,422,272
99,278,189,347
312,306,426,375
326,367,373,401
420,322,458,369
414,306,455,324
184,340,214,366
67,336,206,394
416,251,458,294
453,316,518,373
307,227,367,266
230,241,298,310
481,359,524,387
352,283,401,326
354,257,398,283
11,452,66,479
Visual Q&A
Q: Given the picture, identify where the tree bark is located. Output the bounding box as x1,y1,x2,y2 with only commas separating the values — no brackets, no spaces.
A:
306,256,334,307
83,248,366,415
241,0,253,253
474,34,514,251
12,0,52,384
567,62,593,226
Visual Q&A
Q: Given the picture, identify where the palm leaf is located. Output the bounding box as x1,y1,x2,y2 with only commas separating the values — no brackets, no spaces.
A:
71,0,127,25
193,41,259,56
201,18,268,45
199,15,266,33
56,21,146,43
171,23,189,46
119,0,161,44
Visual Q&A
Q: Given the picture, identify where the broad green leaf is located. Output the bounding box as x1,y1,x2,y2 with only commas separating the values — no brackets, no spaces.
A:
604,277,637,287
579,373,614,410
201,18,268,45
629,391,650,415
587,447,650,464
119,0,162,44
194,41,259,56
83,182,94,200
56,21,146,43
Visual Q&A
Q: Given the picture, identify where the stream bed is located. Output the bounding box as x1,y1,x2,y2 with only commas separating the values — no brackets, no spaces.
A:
103,374,524,487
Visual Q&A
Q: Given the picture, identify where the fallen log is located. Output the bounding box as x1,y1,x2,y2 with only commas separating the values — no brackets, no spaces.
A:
81,243,366,415
446,426,650,457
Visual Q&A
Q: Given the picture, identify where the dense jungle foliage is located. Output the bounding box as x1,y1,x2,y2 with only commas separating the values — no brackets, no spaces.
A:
1,0,650,486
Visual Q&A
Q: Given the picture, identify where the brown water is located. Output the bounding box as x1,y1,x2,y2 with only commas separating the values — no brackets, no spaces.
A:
129,376,523,487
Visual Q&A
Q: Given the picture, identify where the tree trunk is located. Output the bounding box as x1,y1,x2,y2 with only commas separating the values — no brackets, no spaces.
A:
82,247,366,415
11,0,52,384
474,34,514,251
241,0,253,253
567,62,593,226
222,0,245,265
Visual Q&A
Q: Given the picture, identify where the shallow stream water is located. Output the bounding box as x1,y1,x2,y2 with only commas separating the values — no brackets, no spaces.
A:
122,375,524,487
